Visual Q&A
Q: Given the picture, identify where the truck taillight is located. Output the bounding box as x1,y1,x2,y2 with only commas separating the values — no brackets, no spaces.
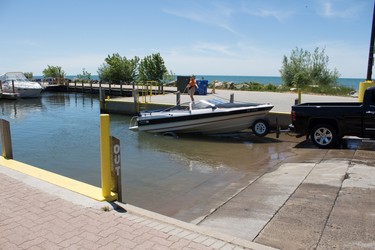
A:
291,111,296,121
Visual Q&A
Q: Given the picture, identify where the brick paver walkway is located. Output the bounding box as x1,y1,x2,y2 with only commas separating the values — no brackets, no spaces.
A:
0,168,269,250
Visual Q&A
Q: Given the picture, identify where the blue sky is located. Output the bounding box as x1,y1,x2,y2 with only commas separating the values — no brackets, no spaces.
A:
0,0,373,78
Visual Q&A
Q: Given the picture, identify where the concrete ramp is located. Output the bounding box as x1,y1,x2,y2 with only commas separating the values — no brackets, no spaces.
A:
198,163,316,240
254,161,349,249
316,164,375,249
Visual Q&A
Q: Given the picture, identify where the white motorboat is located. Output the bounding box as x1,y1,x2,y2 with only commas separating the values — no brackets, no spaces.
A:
129,99,274,136
0,72,43,98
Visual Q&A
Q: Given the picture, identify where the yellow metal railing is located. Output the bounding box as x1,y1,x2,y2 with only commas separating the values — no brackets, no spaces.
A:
136,81,161,103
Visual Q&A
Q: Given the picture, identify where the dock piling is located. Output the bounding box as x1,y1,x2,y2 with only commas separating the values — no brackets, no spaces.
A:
0,119,13,159
133,89,138,114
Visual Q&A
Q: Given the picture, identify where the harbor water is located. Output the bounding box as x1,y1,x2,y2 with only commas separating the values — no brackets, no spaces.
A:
0,92,301,221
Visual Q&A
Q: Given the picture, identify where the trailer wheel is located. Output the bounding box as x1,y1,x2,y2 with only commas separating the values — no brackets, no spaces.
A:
310,124,338,149
252,119,269,137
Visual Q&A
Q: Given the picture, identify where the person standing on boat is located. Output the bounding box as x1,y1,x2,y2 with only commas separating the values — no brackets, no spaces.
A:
187,75,197,102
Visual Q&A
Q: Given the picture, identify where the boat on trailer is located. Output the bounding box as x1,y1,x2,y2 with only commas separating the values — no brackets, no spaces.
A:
129,99,274,136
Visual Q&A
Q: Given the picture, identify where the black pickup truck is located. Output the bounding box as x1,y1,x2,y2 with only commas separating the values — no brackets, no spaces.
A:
291,86,375,148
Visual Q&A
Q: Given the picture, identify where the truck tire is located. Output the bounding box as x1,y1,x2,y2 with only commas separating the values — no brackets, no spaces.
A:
252,119,269,137
310,124,338,148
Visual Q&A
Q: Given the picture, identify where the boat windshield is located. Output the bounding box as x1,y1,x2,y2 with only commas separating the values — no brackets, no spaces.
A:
4,72,28,82
191,99,225,110
164,99,231,111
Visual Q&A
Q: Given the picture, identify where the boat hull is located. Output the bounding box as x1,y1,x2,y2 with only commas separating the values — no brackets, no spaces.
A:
136,106,272,134
15,88,43,98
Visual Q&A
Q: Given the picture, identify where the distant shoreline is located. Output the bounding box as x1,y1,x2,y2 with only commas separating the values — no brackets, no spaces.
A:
34,75,365,90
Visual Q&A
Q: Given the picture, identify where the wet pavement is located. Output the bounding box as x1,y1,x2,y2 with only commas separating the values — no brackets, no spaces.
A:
136,132,305,223
196,138,375,249
149,132,356,223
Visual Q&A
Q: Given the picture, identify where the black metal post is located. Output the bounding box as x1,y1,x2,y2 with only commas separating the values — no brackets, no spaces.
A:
366,1,375,80
110,136,122,202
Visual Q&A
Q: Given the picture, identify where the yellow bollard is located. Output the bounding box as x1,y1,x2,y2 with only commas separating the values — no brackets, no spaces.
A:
298,89,301,104
100,114,112,198
358,80,375,102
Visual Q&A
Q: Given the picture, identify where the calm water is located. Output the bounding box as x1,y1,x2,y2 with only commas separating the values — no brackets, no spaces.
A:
1,92,297,219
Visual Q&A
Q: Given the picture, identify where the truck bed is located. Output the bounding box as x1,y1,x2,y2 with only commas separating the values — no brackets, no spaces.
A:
294,102,362,107
292,102,364,139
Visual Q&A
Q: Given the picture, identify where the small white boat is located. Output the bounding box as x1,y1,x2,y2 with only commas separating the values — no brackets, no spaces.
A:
129,99,274,136
0,72,43,98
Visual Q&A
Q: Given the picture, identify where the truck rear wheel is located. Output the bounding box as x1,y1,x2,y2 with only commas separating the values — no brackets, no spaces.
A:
310,124,338,149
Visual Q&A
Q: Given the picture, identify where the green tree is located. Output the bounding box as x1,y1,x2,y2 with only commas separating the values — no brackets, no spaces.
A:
42,65,66,84
97,53,139,83
163,70,176,84
310,47,340,86
97,63,110,82
280,47,340,88
138,53,167,82
76,68,91,82
24,72,33,80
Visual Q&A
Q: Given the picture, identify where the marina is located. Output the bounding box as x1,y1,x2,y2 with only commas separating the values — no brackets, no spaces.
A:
1,0,374,248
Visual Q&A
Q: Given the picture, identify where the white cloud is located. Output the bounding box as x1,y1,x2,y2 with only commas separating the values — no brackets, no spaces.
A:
258,9,293,21
323,2,334,17
162,43,282,76
319,0,364,18
242,6,294,22
163,2,243,36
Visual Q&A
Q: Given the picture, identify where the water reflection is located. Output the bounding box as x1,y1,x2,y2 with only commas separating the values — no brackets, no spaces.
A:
0,93,101,185
130,130,287,171
0,98,44,120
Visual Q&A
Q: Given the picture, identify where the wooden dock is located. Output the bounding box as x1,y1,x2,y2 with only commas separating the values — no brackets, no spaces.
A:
0,79,20,100
62,82,173,97
0,91,19,100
